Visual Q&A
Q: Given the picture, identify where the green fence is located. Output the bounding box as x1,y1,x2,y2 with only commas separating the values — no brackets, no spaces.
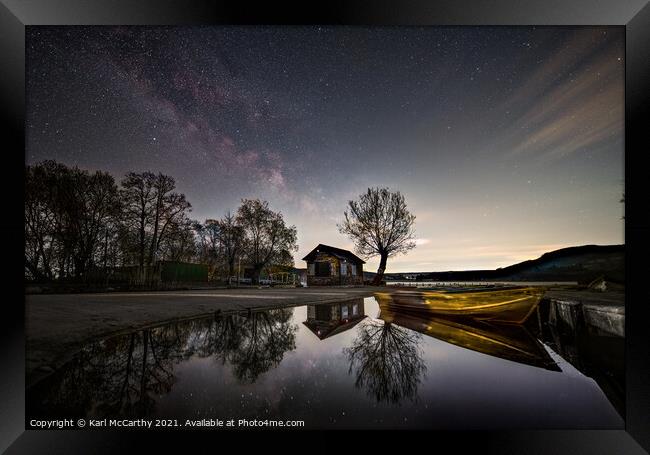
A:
159,261,208,283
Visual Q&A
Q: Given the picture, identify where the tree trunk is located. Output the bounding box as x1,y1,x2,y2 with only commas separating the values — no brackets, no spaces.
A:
252,266,263,285
372,252,388,286
228,259,236,283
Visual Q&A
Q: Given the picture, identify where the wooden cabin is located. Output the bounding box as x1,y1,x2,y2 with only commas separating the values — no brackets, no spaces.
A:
302,244,365,286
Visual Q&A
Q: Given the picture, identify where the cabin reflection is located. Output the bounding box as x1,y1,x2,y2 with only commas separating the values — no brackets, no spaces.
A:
303,299,366,340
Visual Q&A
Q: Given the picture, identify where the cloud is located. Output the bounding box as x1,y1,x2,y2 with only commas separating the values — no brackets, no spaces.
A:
491,30,623,162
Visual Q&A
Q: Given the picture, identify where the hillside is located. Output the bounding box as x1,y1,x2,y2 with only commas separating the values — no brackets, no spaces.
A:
365,244,624,284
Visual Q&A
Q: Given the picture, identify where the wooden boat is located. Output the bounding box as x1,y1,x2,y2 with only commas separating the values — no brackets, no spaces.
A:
374,285,546,324
377,307,560,371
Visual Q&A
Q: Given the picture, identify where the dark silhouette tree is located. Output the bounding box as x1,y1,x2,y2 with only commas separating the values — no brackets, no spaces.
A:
120,172,191,278
216,212,245,283
338,187,416,285
195,219,222,280
158,213,198,262
25,161,64,281
68,170,122,278
25,161,121,282
25,161,302,287
236,199,298,284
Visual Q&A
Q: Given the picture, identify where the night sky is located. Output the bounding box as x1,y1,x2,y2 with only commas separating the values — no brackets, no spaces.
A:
26,26,624,272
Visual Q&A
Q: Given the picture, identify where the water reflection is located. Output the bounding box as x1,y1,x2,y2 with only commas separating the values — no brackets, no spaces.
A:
378,308,561,372
29,327,182,418
303,300,429,406
303,299,366,340
27,298,624,428
199,309,297,383
544,322,625,416
29,308,297,418
345,318,426,404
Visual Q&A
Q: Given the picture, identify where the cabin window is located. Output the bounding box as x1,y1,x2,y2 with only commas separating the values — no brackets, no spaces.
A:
351,264,357,276
352,303,358,316
341,262,347,275
316,305,331,320
308,263,315,275
341,305,349,319
315,261,331,277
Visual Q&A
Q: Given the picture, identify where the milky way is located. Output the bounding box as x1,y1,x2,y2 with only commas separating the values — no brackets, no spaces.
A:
26,26,624,272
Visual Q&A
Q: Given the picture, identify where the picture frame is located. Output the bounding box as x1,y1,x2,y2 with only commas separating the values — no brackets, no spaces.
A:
2,0,649,452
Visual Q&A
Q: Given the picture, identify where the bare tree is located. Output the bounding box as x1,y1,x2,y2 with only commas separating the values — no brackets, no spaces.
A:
69,170,121,278
120,172,191,273
25,161,120,282
25,161,62,281
158,214,198,262
119,172,156,270
339,187,416,285
195,220,221,279
236,199,298,284
216,212,244,283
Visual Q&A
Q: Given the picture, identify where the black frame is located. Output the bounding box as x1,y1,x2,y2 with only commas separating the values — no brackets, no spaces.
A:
2,1,649,453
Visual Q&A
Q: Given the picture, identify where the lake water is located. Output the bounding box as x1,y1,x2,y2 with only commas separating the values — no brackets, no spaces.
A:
27,297,623,429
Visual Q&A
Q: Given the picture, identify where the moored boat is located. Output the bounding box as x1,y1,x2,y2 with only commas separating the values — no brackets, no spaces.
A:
374,285,546,324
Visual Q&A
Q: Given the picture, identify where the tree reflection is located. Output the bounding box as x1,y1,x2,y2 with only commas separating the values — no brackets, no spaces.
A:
345,319,426,404
28,308,298,418
229,309,296,382
192,313,246,360
84,326,183,416
192,308,297,382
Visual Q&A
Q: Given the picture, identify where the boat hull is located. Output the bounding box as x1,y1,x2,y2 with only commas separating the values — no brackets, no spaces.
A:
375,287,545,324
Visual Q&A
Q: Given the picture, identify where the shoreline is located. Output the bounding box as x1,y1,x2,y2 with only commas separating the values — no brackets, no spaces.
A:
25,285,623,388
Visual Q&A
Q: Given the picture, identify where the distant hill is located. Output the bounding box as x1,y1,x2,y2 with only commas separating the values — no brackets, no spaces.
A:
364,244,624,284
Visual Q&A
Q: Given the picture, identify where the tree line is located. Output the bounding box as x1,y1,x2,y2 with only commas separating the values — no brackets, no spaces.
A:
25,160,297,284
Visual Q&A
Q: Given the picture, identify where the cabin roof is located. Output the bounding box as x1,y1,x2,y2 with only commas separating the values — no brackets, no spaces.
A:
302,316,367,340
302,244,366,264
